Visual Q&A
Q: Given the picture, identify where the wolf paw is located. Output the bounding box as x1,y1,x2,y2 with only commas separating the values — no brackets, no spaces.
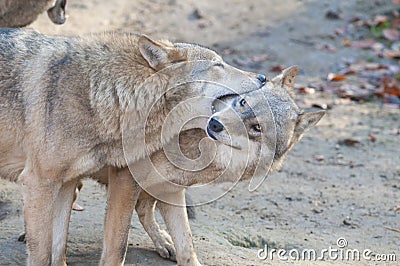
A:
154,229,176,261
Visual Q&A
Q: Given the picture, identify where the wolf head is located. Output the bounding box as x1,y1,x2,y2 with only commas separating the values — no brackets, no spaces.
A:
137,35,267,99
206,66,325,179
123,35,270,162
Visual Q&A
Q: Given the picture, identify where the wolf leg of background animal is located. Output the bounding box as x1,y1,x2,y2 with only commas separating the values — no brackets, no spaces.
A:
52,180,79,266
157,190,201,266
100,167,139,266
135,192,176,261
47,0,67,25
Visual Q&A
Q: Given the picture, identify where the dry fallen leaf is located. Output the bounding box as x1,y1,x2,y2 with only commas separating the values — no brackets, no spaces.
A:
388,129,400,135
368,133,377,142
350,39,377,49
346,62,387,73
296,86,315,94
367,63,388,70
269,65,285,72
382,76,400,96
339,138,360,146
327,73,346,81
338,84,374,100
341,38,352,47
382,29,400,41
315,43,337,52
383,49,400,59
391,17,400,28
394,205,400,211
251,53,269,62
334,27,346,36
372,15,388,26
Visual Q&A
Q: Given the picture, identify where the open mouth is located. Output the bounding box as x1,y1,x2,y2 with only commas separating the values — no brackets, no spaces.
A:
211,93,237,113
211,85,265,113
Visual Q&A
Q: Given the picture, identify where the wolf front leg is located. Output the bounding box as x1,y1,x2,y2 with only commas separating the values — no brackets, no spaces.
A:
52,180,78,266
18,166,62,266
100,167,139,266
135,192,176,261
157,190,201,266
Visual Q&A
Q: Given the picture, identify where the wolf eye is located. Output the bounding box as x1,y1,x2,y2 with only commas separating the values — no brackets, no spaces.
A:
239,99,246,106
213,62,224,68
252,124,262,132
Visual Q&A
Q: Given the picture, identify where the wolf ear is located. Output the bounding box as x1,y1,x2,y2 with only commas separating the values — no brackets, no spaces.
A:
294,110,325,138
138,35,172,70
138,35,186,70
271,65,299,97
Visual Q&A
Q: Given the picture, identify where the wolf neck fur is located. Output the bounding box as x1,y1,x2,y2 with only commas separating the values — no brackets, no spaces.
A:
85,35,197,165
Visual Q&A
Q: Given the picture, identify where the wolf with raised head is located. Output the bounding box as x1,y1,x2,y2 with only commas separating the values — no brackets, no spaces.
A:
107,66,325,265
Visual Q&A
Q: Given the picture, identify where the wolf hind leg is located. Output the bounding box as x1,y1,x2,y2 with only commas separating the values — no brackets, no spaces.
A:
157,190,201,266
100,167,139,266
52,180,78,266
136,192,176,261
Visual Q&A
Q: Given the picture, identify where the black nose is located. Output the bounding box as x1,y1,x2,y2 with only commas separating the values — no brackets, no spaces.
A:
208,117,224,132
256,74,267,85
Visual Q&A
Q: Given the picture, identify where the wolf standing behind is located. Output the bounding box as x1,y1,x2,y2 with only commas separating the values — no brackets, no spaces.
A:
119,66,325,265
0,28,266,265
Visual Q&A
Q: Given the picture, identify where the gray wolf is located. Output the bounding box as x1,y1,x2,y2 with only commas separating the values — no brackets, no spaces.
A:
101,66,325,265
0,0,66,27
0,28,266,265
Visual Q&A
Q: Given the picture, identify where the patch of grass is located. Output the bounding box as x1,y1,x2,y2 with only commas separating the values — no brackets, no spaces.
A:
365,56,375,62
370,21,390,38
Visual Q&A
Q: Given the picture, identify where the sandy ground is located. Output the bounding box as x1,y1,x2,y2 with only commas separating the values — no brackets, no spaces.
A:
0,0,399,265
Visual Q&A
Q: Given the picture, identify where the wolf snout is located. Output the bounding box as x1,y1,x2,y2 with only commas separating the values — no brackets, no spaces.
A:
206,117,224,140
208,117,224,132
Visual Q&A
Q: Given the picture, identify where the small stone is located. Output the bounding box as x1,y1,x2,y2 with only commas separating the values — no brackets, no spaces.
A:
325,10,341,20
188,9,203,20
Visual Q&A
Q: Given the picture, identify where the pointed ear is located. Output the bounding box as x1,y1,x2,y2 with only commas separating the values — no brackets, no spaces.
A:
138,35,186,70
138,35,171,70
294,110,325,137
271,65,299,97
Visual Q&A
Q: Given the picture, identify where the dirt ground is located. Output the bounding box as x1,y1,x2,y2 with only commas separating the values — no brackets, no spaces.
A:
0,0,399,265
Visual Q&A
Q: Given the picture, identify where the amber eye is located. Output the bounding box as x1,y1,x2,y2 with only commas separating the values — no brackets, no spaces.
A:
239,99,246,106
252,124,262,132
